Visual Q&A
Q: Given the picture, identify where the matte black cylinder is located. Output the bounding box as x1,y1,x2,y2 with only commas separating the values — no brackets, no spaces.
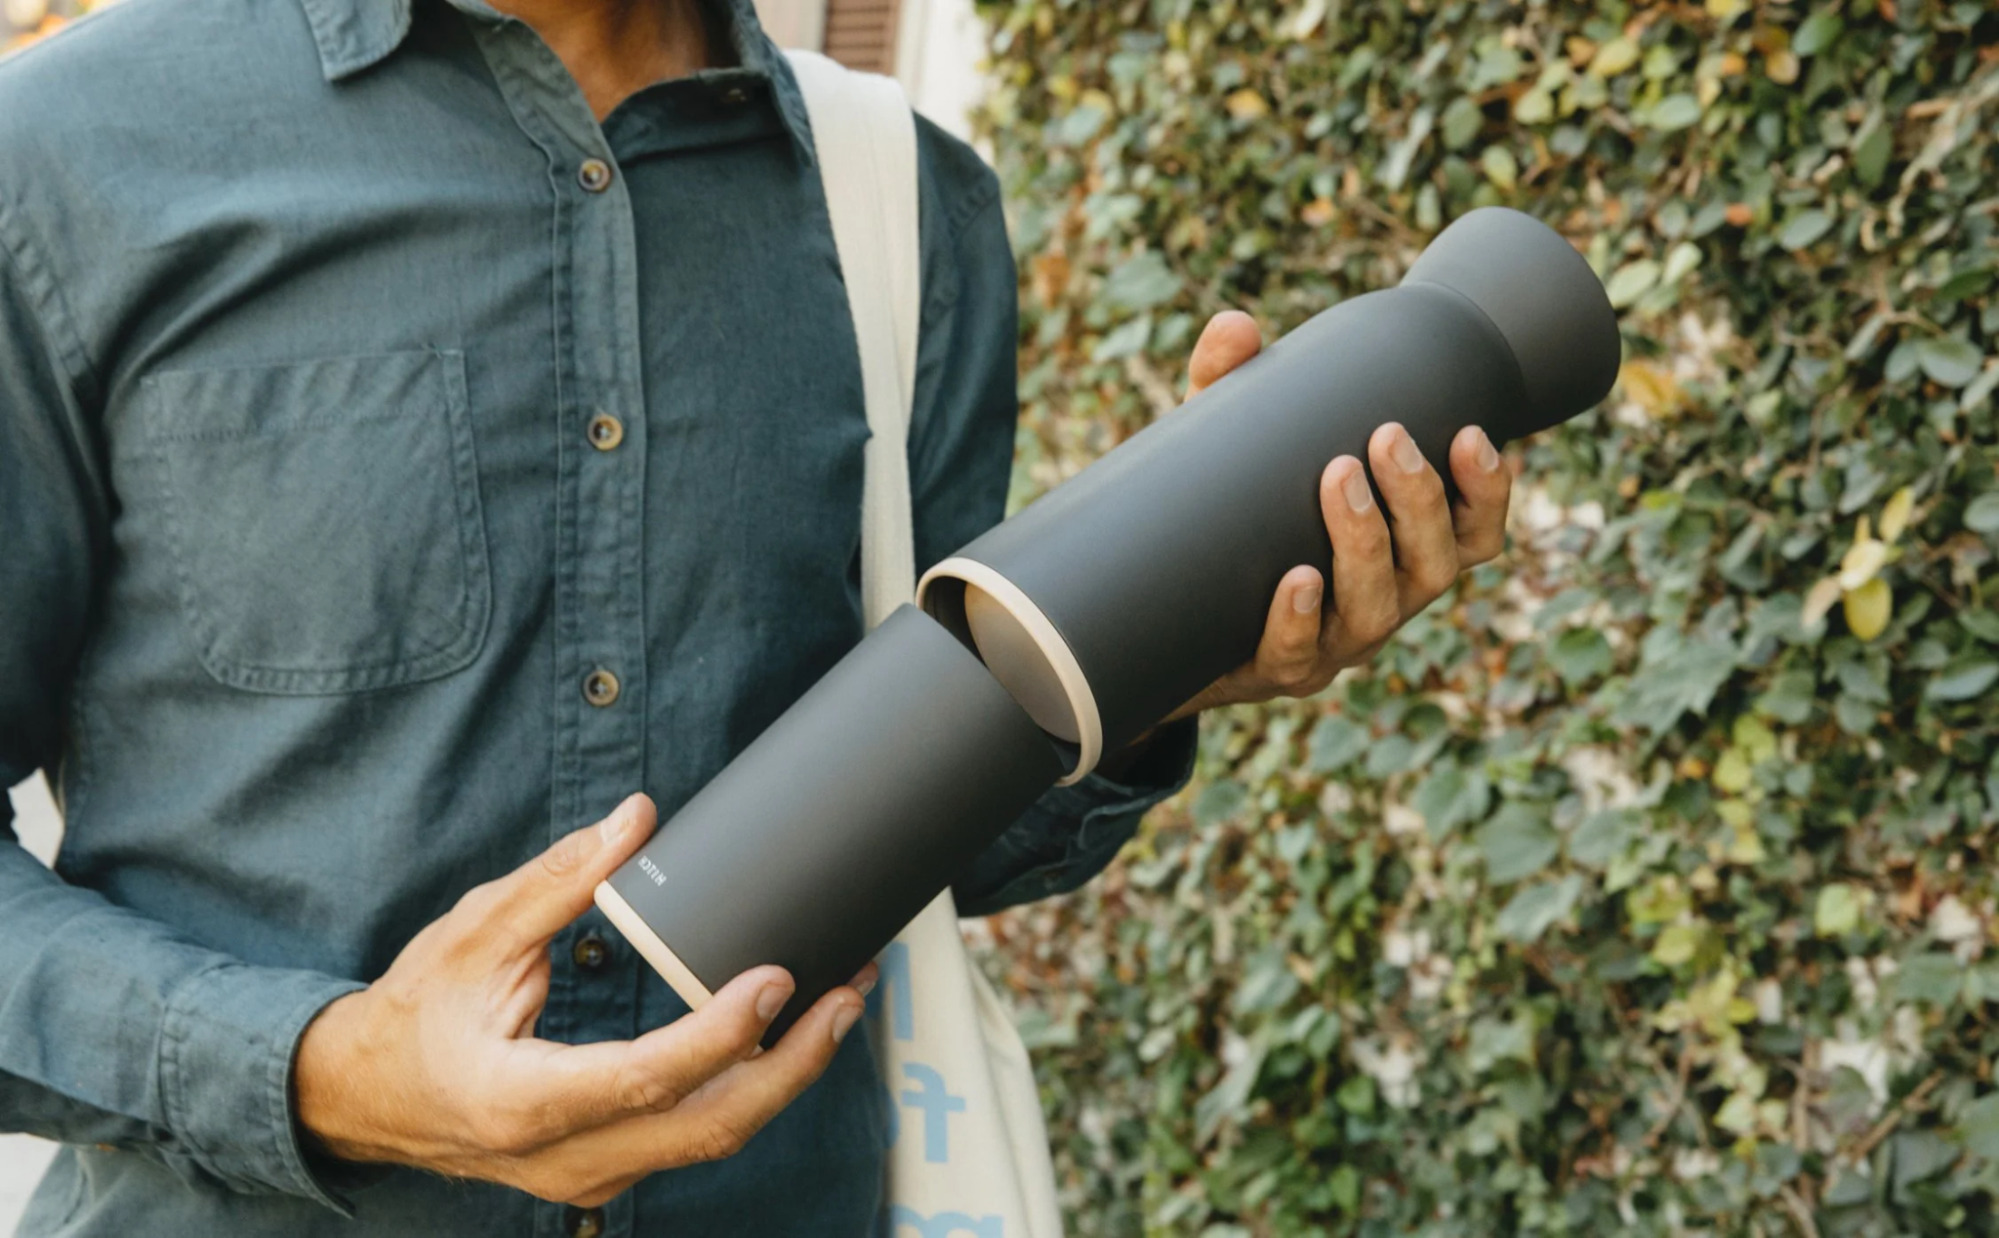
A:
921,207,1619,768
599,605,1064,1038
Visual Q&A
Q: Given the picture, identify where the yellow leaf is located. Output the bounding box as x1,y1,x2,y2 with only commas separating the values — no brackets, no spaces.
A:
1727,823,1767,865
1706,0,1748,18
1839,536,1887,590
1225,89,1270,121
1713,749,1753,794
1765,50,1801,85
1844,576,1892,641
1300,197,1336,227
1880,486,1915,544
1802,576,1844,628
1652,923,1703,966
1588,36,1641,78
1619,359,1682,417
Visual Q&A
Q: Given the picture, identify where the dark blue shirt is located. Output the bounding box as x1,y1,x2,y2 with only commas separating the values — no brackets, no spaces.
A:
0,0,1193,1233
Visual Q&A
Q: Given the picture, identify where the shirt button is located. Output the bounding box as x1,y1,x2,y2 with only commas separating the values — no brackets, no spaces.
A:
572,932,610,972
570,1206,606,1238
583,669,621,707
578,158,614,193
587,412,624,451
718,85,749,107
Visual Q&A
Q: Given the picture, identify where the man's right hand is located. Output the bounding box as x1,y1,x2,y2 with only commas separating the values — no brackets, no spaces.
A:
294,794,870,1207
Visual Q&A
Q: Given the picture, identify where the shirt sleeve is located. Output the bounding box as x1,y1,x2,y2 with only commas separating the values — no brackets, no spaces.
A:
905,121,1196,918
0,205,364,1213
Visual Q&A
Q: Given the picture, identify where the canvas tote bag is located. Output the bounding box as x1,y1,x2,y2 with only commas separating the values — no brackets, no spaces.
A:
783,48,1066,1238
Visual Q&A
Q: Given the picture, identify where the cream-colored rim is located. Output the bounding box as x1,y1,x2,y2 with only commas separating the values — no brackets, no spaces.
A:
917,556,1101,784
594,881,714,1009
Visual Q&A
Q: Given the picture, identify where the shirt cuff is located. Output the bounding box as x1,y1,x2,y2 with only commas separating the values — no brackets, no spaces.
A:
158,962,367,1214
953,716,1198,916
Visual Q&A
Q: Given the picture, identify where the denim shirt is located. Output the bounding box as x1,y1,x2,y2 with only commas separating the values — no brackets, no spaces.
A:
0,0,1195,1233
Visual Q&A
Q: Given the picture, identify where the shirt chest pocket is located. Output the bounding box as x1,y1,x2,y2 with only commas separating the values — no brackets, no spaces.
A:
139,350,491,694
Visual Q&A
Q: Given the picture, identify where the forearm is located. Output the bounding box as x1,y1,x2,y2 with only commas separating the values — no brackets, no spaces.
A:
0,839,362,1209
952,716,1198,916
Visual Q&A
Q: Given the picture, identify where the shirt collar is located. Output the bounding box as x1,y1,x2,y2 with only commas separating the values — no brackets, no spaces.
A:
295,0,815,163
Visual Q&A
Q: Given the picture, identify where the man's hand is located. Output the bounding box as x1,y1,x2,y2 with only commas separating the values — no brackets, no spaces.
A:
1167,310,1513,720
295,794,872,1207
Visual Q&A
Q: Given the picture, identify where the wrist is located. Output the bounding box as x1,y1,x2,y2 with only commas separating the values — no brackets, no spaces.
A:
294,990,393,1165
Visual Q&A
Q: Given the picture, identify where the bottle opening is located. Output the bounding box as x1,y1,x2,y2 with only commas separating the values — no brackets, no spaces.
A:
916,558,1102,784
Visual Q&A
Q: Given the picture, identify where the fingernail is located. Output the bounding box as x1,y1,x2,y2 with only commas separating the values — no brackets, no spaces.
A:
831,1001,862,1045
853,970,878,1000
1292,580,1322,614
1473,428,1500,472
756,981,793,1023
1390,426,1425,474
1342,467,1374,513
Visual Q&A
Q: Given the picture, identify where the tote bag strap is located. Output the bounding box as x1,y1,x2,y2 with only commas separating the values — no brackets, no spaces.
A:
783,48,1066,1238
785,48,919,626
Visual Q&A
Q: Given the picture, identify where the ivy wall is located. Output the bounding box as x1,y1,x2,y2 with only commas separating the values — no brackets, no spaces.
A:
969,1,1999,1233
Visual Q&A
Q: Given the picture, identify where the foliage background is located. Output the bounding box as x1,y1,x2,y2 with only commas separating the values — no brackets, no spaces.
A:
968,1,1999,1234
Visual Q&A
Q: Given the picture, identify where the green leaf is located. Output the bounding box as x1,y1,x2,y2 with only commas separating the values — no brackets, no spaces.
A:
1854,123,1893,185
1549,628,1613,685
1960,609,1999,644
1101,251,1182,311
1412,764,1490,838
1927,660,1999,703
1192,779,1249,828
1962,1093,1999,1160
1915,337,1985,387
1091,314,1152,362
1475,803,1560,884
1570,810,1639,869
1891,1130,1959,1192
1645,94,1702,132
1614,637,1740,733
1605,260,1661,309
1494,875,1584,942
1307,716,1369,772
1780,210,1835,251
1440,94,1483,149
1967,493,1999,536
1793,11,1846,55
1816,883,1862,936
1894,953,1962,1007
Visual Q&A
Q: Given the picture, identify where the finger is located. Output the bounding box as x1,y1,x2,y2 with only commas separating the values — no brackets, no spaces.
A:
537,984,865,1182
1318,455,1399,659
1367,423,1459,614
1185,310,1261,398
1447,425,1511,566
528,965,797,1134
642,985,867,1164
464,794,657,955
1249,565,1325,695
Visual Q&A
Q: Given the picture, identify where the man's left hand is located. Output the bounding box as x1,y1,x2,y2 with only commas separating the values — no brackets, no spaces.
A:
1164,310,1514,721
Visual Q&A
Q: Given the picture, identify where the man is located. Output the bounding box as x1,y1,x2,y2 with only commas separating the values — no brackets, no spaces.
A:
0,0,1512,1234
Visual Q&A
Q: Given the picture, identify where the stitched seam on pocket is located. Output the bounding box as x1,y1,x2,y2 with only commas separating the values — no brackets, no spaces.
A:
146,349,489,694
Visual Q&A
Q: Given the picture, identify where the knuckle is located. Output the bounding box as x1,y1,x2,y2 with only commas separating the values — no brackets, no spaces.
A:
687,1124,747,1164
538,830,591,880
1273,657,1319,692
614,1066,679,1116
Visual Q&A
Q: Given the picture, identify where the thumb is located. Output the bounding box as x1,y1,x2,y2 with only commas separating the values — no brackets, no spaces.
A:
479,793,658,955
1185,309,1262,399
